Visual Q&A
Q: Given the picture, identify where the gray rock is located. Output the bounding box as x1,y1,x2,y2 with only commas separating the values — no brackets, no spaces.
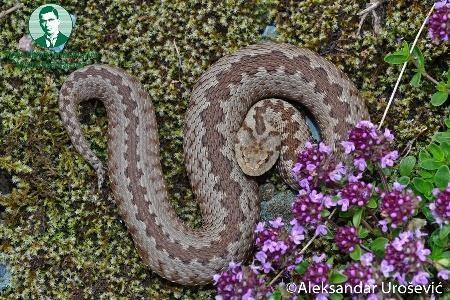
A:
260,190,297,223
0,263,11,291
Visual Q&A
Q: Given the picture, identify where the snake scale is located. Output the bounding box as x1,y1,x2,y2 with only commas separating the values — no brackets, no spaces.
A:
58,42,368,285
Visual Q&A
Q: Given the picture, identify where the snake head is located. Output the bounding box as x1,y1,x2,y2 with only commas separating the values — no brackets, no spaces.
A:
235,128,281,177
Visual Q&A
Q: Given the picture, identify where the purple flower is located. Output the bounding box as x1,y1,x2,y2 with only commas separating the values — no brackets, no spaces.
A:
411,271,430,285
381,231,430,283
334,226,361,253
354,158,367,171
292,142,342,192
380,151,399,168
337,180,373,210
329,163,346,182
341,141,355,154
437,269,450,280
378,220,388,233
429,185,450,226
428,0,449,42
213,263,269,299
255,219,293,271
255,251,267,264
361,253,374,267
255,222,265,233
342,120,397,168
301,259,330,287
292,190,325,228
315,224,328,236
313,253,326,263
290,223,306,245
383,128,394,142
380,188,421,228
344,262,376,290
269,217,284,229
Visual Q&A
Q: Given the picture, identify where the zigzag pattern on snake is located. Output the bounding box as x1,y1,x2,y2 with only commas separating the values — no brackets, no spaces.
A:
58,42,368,285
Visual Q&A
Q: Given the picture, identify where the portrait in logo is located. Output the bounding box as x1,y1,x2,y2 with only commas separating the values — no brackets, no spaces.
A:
28,4,74,52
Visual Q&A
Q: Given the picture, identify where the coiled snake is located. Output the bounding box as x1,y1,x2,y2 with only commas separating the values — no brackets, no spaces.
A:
58,42,368,285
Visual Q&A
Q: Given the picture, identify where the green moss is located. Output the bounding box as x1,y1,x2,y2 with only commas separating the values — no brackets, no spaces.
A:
0,0,448,298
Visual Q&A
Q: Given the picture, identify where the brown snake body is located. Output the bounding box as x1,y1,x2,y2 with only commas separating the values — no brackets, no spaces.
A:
59,42,368,285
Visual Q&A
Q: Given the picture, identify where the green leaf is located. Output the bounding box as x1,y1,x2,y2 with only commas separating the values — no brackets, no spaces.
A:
399,156,416,176
268,289,282,300
431,91,448,106
384,43,410,65
353,208,363,228
384,53,408,64
326,257,334,265
367,197,378,209
437,82,449,92
447,69,450,84
398,176,410,185
430,228,447,249
370,237,389,256
410,72,422,87
428,143,445,161
358,227,369,239
321,209,331,218
436,251,450,268
439,225,450,241
413,177,433,195
430,247,444,260
401,41,410,56
350,245,362,260
295,260,309,275
433,131,450,144
445,119,450,129
419,150,431,161
440,142,450,158
418,170,433,179
419,159,443,170
329,271,348,284
412,46,425,71
434,165,450,189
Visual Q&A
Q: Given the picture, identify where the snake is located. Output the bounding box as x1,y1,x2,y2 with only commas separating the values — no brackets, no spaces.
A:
58,42,368,285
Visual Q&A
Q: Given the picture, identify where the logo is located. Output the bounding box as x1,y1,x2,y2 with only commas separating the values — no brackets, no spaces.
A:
28,4,74,52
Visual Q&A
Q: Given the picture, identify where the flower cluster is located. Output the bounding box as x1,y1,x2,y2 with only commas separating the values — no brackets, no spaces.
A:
344,253,377,289
341,121,398,170
254,218,298,273
428,0,449,42
381,231,431,285
292,142,344,192
213,262,269,300
380,184,421,228
334,226,361,254
337,179,373,211
301,254,330,287
292,190,333,230
430,186,450,226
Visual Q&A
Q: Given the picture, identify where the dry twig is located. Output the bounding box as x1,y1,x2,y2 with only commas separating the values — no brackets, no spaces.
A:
0,3,23,20
358,0,385,36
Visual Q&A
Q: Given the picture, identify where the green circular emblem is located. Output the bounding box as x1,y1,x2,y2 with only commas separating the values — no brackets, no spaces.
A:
28,4,73,50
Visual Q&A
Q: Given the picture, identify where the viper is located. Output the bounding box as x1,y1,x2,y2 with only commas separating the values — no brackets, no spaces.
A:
58,42,368,285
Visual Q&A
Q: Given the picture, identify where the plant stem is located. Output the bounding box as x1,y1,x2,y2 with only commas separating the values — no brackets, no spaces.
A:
423,71,439,85
362,219,376,234
378,4,436,130
360,244,373,253
376,165,389,192
268,208,337,286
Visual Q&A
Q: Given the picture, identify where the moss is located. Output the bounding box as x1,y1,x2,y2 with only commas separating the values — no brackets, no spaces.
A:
0,0,448,298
